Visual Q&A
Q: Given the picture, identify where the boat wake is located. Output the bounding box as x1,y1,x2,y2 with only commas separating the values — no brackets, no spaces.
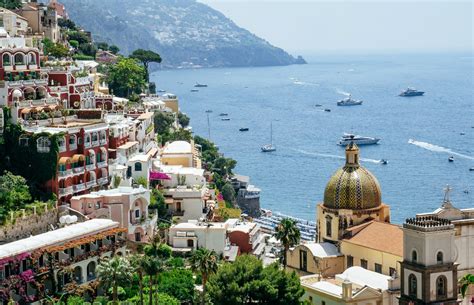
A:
408,139,474,160
336,89,351,96
292,148,381,164
293,80,319,86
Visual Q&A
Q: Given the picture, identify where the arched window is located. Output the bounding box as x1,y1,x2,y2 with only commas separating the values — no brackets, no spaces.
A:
134,162,142,172
36,137,51,153
326,216,332,238
436,276,447,299
28,53,36,65
436,251,443,264
408,274,417,297
3,53,11,66
14,53,25,65
412,250,417,262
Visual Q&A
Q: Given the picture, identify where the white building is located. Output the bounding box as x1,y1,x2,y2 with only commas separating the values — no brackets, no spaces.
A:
163,186,210,222
154,163,206,188
169,220,228,254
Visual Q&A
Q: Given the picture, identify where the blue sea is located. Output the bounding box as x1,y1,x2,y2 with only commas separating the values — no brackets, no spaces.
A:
151,53,474,224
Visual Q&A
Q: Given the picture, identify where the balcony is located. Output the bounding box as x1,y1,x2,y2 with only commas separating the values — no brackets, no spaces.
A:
85,163,96,171
73,183,86,193
84,141,91,148
73,167,85,175
97,177,108,185
58,145,66,153
174,210,185,217
100,138,107,145
97,161,107,168
69,144,78,151
91,140,99,147
86,180,97,189
59,186,73,196
58,169,73,178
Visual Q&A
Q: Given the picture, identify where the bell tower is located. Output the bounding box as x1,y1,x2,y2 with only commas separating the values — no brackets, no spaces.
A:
399,203,459,305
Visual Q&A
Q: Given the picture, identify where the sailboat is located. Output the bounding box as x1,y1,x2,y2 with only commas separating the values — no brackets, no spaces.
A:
261,122,276,152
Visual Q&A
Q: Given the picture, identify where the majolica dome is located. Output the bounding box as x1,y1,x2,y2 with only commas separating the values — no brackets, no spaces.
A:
323,142,382,210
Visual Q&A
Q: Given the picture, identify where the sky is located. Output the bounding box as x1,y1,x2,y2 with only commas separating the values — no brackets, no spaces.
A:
199,0,473,54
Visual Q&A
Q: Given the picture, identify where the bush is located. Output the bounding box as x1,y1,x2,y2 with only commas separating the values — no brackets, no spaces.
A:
73,54,95,60
157,269,195,303
67,296,85,305
92,296,108,305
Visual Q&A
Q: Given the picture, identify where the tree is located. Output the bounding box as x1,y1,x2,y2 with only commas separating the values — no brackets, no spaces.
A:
162,128,193,144
109,45,120,54
58,19,77,30
69,40,79,49
97,256,134,304
274,218,301,269
460,273,474,298
0,171,31,222
0,0,22,9
207,255,304,305
130,255,147,305
153,112,174,135
78,43,97,57
190,248,219,305
157,268,195,303
134,176,148,188
45,42,69,59
221,183,236,206
178,112,190,128
143,256,164,305
130,49,162,83
67,30,90,44
107,57,146,98
96,42,109,51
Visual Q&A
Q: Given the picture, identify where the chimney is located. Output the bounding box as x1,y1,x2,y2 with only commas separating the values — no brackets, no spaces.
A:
342,278,352,301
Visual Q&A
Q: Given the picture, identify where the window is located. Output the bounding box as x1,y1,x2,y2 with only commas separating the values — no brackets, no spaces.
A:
436,251,443,264
308,296,313,302
91,132,98,143
389,267,396,277
14,53,25,65
360,259,368,269
326,216,332,238
37,137,51,153
408,274,417,297
347,255,354,267
95,202,100,209
187,239,194,247
375,263,382,274
69,135,77,146
322,301,326,305
299,250,307,272
19,135,29,147
135,232,141,242
28,53,36,65
436,276,447,299
58,136,66,151
3,53,11,66
135,209,140,218
135,162,142,172
412,250,417,262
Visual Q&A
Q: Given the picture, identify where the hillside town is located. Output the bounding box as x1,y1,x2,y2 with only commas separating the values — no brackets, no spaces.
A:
0,1,472,305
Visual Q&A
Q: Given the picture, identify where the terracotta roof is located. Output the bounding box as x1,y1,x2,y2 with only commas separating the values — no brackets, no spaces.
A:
342,221,403,257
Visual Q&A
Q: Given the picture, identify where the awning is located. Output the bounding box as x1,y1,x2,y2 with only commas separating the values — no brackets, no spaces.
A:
149,171,171,180
35,106,45,112
71,154,85,163
21,108,33,114
58,157,71,165
48,104,59,110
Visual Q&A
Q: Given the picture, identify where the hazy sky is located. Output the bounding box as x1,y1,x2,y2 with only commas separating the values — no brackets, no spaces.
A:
199,0,473,54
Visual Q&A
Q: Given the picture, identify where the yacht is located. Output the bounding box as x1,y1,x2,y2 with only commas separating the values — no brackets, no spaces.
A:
194,82,208,88
337,95,363,106
399,88,424,97
338,133,380,146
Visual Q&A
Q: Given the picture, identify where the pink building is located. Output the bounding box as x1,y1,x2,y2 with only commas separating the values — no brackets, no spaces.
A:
70,186,157,242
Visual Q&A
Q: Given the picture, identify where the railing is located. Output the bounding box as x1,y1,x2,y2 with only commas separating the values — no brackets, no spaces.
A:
84,141,91,148
100,138,107,145
97,161,107,168
59,186,73,196
87,274,96,282
58,145,66,153
73,167,85,175
69,144,77,151
86,180,97,189
73,183,85,193
97,177,108,185
91,140,99,147
58,169,73,178
174,210,185,217
85,163,96,171
37,146,50,153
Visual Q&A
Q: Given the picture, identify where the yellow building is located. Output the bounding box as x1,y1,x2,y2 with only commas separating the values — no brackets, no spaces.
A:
287,242,344,277
317,142,391,243
340,221,402,277
161,140,202,169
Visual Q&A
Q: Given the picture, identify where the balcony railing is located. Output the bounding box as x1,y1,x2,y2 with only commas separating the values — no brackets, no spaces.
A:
73,167,85,175
58,169,73,178
73,183,85,193
58,145,66,153
69,144,77,151
97,177,108,185
84,141,91,148
100,138,107,145
97,161,107,168
59,186,73,196
91,140,99,147
85,163,96,171
174,210,185,217
86,180,97,189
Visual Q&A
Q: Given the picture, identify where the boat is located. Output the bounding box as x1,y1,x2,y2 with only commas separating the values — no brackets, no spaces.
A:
157,89,166,93
194,82,208,88
337,95,363,106
448,156,454,162
470,168,474,171
190,89,199,92
239,128,249,132
324,108,331,112
380,159,388,165
315,104,323,107
219,113,228,116
221,118,230,121
205,110,213,113
399,88,424,97
261,122,276,152
338,133,380,146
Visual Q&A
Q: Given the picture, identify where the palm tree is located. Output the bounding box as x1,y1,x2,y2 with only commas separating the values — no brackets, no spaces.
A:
129,254,147,305
190,248,219,305
274,218,301,270
460,273,474,299
142,256,164,305
97,256,133,304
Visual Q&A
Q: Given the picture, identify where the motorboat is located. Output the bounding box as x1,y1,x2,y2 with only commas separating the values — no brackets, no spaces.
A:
380,159,388,165
221,118,230,121
324,108,331,112
194,82,208,88
157,89,166,93
399,87,424,97
470,167,474,171
315,104,323,107
337,95,363,106
239,128,249,132
448,156,454,162
191,89,199,92
219,113,229,116
338,133,380,146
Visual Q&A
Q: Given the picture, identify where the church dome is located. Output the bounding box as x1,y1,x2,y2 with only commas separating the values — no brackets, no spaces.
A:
323,142,382,210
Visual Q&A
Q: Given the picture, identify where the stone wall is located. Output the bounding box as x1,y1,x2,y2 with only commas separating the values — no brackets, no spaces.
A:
0,208,59,244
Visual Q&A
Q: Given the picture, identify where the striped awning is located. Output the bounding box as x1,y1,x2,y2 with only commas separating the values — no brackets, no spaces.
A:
58,157,71,165
71,154,85,163
21,108,34,114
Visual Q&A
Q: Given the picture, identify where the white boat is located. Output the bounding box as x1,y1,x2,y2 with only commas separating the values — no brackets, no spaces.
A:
337,95,363,106
261,122,276,152
338,133,380,146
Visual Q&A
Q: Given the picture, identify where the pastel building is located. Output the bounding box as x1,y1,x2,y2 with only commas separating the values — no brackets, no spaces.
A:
301,267,400,305
287,242,344,277
161,140,201,169
70,186,157,242
168,221,228,254
163,186,211,222
227,220,265,256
